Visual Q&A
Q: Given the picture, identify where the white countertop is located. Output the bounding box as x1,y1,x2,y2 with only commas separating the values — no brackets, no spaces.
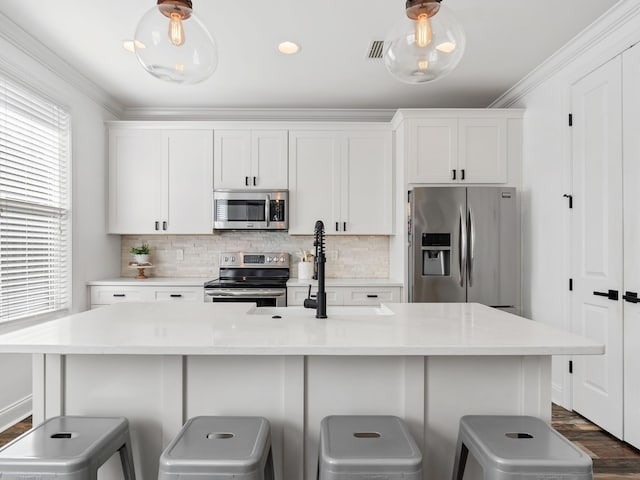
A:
0,303,602,356
87,277,211,287
287,278,403,287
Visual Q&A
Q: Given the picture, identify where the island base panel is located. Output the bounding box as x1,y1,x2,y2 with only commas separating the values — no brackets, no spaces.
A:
33,354,551,480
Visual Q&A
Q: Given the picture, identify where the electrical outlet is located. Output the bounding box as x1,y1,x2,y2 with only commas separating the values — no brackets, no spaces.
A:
176,249,184,261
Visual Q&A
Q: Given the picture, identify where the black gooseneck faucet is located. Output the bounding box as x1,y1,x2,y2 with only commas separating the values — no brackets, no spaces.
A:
303,220,327,318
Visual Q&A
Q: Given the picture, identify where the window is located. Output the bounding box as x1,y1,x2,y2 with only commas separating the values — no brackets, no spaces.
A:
0,75,71,323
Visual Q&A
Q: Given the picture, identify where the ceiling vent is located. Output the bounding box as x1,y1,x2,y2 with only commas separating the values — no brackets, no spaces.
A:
367,40,385,60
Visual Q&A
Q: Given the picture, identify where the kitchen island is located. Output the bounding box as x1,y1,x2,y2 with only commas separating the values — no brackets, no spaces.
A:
0,303,602,480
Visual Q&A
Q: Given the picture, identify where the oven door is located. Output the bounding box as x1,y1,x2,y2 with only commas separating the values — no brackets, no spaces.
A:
204,288,287,307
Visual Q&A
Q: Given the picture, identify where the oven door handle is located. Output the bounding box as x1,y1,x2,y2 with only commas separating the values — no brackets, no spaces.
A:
205,288,285,298
265,194,271,228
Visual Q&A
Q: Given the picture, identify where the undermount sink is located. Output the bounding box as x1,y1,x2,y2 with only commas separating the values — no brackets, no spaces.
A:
247,305,394,317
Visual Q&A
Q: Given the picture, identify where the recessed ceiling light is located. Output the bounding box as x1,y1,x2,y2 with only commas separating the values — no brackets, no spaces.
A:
277,41,300,55
122,40,146,53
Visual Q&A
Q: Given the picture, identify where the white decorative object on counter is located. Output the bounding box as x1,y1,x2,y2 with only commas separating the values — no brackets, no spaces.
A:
298,262,314,279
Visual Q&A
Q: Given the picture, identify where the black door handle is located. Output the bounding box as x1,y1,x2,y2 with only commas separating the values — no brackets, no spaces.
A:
593,289,619,301
461,169,465,180
366,294,378,298
170,294,183,298
155,221,160,231
452,169,456,180
253,176,257,186
245,176,249,186
623,291,639,303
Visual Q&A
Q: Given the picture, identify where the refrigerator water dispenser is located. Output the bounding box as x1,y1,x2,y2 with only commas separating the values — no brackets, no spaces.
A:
422,233,450,276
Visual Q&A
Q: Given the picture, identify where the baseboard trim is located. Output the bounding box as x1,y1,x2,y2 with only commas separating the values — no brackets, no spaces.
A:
0,395,32,433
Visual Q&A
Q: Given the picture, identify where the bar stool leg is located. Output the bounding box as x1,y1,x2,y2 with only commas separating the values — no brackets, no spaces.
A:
118,431,137,480
451,442,469,480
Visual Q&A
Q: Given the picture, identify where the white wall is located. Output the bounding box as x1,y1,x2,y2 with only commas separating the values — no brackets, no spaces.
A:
495,0,640,407
0,15,122,428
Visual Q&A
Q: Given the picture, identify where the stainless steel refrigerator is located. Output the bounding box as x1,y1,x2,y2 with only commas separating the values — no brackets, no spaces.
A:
408,186,520,313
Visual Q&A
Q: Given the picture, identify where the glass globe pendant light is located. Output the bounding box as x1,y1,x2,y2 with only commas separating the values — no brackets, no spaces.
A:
134,0,217,84
384,0,465,84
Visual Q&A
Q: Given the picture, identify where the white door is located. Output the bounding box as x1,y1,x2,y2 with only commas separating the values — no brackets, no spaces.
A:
213,130,251,189
341,131,393,234
288,131,340,235
622,43,640,449
407,118,458,183
570,56,623,438
458,117,507,183
108,129,163,234
251,130,288,189
166,130,213,234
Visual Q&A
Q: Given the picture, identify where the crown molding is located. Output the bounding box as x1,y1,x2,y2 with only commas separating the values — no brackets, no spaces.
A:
122,107,397,122
0,13,124,117
490,0,640,108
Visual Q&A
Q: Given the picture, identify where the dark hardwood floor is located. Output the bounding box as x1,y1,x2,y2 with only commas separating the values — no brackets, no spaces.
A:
552,404,640,479
1,407,639,478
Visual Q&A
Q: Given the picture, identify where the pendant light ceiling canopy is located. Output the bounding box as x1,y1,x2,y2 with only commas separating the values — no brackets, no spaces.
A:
134,0,217,84
384,0,465,84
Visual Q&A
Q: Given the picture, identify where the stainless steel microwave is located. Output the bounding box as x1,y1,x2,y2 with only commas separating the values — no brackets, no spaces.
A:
213,190,288,230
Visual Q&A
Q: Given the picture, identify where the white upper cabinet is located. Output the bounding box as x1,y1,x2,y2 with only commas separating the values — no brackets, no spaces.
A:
108,127,213,234
214,129,288,189
397,111,518,184
288,128,393,235
288,131,340,234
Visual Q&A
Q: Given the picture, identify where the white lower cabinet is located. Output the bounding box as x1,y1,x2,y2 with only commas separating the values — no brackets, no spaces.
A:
89,285,204,309
287,285,401,306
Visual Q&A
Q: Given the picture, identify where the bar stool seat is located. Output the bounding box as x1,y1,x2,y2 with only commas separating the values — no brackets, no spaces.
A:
318,415,422,480
452,415,593,480
158,416,274,480
0,416,136,480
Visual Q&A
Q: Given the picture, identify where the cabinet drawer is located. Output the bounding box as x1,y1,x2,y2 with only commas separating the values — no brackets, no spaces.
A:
90,286,148,305
153,287,203,302
287,286,343,306
343,287,401,305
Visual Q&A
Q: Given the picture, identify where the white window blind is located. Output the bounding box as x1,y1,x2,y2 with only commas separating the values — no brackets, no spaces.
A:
0,75,70,323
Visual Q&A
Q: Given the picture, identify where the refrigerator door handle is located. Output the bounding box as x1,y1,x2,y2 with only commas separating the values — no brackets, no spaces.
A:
459,207,467,287
467,208,475,287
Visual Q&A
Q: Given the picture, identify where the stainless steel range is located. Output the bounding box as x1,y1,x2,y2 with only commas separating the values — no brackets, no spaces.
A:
204,252,290,307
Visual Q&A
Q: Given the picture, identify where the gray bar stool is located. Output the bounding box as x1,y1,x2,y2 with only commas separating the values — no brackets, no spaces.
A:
158,416,274,480
318,415,422,480
452,415,593,480
0,416,136,480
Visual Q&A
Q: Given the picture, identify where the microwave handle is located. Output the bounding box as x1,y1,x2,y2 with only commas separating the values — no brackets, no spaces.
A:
265,194,271,227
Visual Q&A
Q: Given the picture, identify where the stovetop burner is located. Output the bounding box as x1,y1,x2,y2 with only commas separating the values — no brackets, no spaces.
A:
204,252,290,289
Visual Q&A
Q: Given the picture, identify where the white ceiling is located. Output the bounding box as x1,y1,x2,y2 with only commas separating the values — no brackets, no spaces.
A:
0,0,620,110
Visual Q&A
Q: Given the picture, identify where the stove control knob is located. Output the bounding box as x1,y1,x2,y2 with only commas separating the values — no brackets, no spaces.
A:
223,256,228,263
231,256,236,262
279,256,285,263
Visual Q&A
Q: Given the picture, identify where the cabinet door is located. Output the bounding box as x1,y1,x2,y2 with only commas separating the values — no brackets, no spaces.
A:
108,129,163,234
288,131,341,235
341,131,393,234
623,43,640,450
407,119,458,183
251,130,288,189
287,286,344,306
166,130,213,234
213,130,251,189
458,118,507,183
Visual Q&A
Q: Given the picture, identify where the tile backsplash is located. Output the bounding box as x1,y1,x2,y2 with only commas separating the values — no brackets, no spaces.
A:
121,232,389,279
